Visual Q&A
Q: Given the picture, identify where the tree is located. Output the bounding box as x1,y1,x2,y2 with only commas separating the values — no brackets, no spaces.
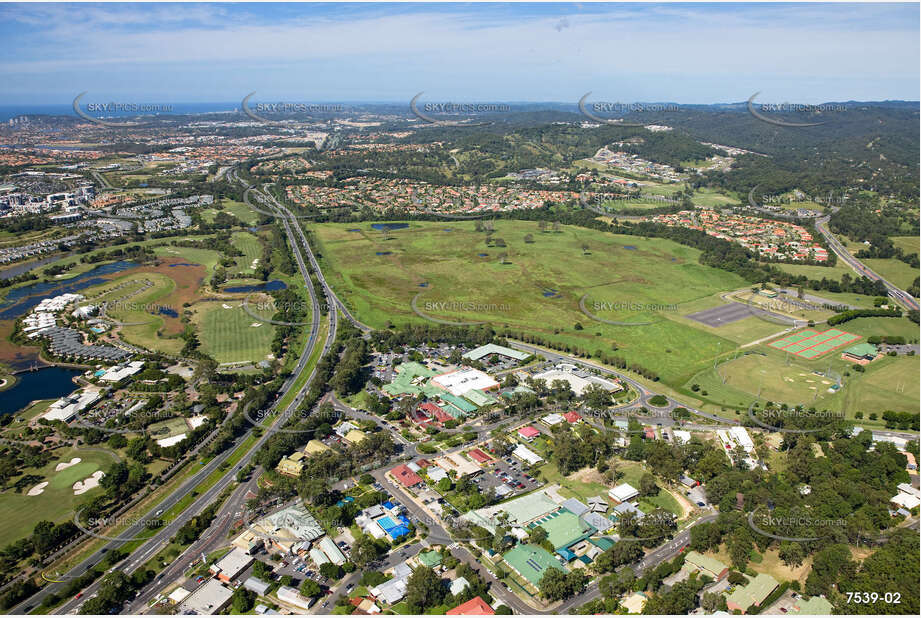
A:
528,526,548,545
701,591,726,613
320,562,343,581
300,578,322,598
639,473,659,497
405,566,446,612
779,542,805,568
231,587,256,613
539,568,587,601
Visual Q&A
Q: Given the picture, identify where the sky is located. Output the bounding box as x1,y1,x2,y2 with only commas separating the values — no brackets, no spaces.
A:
0,2,918,106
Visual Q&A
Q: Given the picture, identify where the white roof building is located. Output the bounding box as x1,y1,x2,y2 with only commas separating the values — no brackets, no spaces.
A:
542,413,564,426
672,430,692,444
276,585,313,610
211,547,254,582
512,443,543,465
431,367,499,397
609,483,639,503
728,427,754,452
178,579,233,615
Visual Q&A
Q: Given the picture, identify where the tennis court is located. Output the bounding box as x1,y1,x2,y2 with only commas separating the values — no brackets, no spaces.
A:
768,328,861,359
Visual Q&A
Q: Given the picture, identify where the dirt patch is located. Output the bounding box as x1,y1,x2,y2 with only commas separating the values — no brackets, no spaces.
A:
667,487,694,519
129,258,206,335
568,466,607,486
0,320,43,369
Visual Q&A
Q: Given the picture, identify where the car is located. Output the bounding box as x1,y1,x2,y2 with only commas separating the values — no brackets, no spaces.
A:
74,593,83,600
780,608,787,613
696,502,706,507
196,576,205,584
517,483,525,489
346,584,354,592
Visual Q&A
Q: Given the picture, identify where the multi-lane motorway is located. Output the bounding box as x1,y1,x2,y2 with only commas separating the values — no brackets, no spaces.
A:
13,176,337,615
814,216,919,312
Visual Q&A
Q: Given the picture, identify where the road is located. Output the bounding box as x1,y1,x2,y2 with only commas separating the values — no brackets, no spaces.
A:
814,216,919,312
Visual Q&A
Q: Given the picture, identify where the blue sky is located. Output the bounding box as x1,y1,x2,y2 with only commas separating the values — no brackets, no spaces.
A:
0,2,918,105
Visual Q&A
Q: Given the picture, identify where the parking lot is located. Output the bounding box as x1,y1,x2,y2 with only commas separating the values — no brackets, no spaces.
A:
473,455,541,498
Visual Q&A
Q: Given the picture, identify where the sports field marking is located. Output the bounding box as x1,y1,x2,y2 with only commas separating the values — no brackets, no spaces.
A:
768,329,861,359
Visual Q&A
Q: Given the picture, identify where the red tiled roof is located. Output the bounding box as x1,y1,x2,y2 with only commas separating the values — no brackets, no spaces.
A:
468,448,492,463
563,411,581,423
390,464,423,487
447,596,495,615
518,426,540,438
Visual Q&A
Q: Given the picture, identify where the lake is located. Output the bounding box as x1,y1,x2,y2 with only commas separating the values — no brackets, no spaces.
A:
1,367,82,417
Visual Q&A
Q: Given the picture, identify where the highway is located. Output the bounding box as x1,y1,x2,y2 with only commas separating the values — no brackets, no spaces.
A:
814,216,918,312
14,174,336,615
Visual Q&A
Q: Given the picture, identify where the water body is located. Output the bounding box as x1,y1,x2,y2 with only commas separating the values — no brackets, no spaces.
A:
477,253,489,257
168,263,197,268
1,367,81,417
223,280,287,293
155,307,179,318
371,223,409,231
542,289,560,298
0,255,70,281
376,252,392,256
0,261,138,320
623,245,638,251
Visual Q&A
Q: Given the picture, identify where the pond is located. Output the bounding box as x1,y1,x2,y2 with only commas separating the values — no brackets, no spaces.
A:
223,280,287,294
0,261,139,320
370,223,409,231
0,367,82,417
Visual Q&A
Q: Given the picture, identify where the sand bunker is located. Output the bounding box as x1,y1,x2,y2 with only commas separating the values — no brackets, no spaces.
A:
250,322,262,327
55,457,82,472
28,482,49,496
222,303,233,309
73,470,105,495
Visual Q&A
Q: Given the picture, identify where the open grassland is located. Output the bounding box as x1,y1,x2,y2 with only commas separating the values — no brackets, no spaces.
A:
772,261,855,281
690,187,738,207
687,342,919,417
0,447,117,547
313,220,751,386
201,200,260,226
891,236,919,255
192,300,275,364
840,316,919,340
834,355,919,416
861,258,919,291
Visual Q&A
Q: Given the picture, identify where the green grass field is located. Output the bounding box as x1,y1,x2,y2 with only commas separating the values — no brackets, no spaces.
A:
82,271,187,355
153,245,222,277
313,220,751,386
891,236,919,256
229,231,264,277
0,447,116,547
686,339,919,417
148,417,190,439
861,258,919,291
192,300,276,364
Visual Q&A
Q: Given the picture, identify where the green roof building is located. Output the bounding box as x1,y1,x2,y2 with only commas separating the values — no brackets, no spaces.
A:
726,573,779,612
683,551,729,580
532,510,594,550
464,388,498,408
438,393,478,415
418,550,443,568
789,596,833,615
502,544,566,587
842,342,878,361
383,362,442,397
